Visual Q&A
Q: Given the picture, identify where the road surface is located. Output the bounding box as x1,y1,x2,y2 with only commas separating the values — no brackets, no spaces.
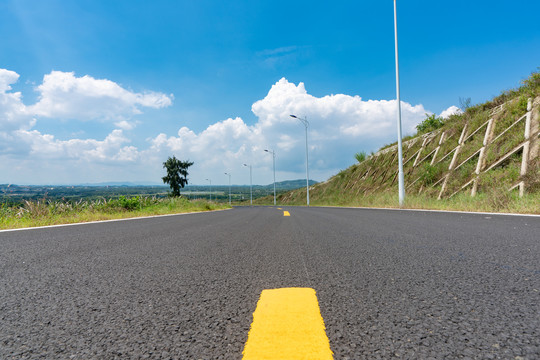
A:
1,206,539,359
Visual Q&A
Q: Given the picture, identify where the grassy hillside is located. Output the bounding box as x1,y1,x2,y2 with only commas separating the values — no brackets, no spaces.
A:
271,71,540,214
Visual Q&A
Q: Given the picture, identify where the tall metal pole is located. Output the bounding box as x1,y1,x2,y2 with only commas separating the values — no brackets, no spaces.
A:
264,149,276,205
273,152,276,205
394,0,405,206
290,115,310,206
272,152,275,205
243,164,252,205
224,172,231,205
205,178,212,201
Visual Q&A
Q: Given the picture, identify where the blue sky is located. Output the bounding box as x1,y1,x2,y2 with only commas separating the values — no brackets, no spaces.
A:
1,0,539,185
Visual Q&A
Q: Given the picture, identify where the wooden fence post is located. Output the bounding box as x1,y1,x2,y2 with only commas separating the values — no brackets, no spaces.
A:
439,124,468,199
472,118,495,196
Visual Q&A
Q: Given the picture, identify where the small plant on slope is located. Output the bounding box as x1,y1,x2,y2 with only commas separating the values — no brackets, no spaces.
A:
355,151,367,163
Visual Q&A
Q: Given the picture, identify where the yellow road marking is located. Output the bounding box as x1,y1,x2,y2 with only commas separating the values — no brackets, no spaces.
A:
242,287,333,360
277,207,282,210
283,211,290,216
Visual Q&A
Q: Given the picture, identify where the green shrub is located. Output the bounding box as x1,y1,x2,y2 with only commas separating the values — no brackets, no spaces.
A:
355,151,367,163
106,195,142,211
416,114,444,134
521,69,540,97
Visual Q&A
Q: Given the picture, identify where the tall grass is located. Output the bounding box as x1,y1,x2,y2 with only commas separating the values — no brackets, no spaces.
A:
0,196,230,230
260,189,539,214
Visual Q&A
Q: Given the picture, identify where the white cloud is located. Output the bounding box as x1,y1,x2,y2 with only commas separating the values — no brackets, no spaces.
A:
251,78,426,138
146,117,258,171
439,105,462,119
29,71,172,122
147,78,430,183
0,69,19,92
114,120,136,130
15,128,138,162
0,68,168,175
1,70,448,185
0,69,36,132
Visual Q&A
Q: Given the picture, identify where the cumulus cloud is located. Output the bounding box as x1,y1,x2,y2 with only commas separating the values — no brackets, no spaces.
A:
0,69,36,132
252,78,426,137
0,69,18,92
147,78,430,182
29,71,172,122
114,120,137,130
1,69,452,184
146,117,258,171
0,68,168,172
15,128,139,162
439,105,462,119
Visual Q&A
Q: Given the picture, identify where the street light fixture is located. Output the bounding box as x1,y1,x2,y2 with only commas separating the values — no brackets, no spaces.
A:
205,178,212,201
224,172,231,205
243,163,252,206
264,149,276,205
394,0,405,206
290,114,310,206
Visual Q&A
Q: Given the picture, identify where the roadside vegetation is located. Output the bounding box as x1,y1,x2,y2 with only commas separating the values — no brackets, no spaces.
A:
0,155,231,230
0,196,229,230
0,156,236,230
254,189,539,214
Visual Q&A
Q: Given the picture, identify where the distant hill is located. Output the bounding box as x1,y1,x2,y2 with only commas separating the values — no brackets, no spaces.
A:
50,179,317,189
184,179,317,191
78,181,163,186
264,179,318,191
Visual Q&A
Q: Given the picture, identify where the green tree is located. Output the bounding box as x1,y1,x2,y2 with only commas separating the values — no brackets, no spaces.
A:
162,156,194,197
416,113,444,134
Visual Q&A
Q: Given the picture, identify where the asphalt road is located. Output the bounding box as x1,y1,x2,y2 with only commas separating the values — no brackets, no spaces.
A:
1,206,539,359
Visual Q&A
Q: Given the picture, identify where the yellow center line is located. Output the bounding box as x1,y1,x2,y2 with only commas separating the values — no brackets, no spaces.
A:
283,211,290,216
242,287,333,360
277,207,283,210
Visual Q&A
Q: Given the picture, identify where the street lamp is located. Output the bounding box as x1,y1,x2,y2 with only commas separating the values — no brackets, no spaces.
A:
290,114,310,206
224,173,231,205
205,178,212,201
394,0,405,206
243,163,252,205
264,149,276,205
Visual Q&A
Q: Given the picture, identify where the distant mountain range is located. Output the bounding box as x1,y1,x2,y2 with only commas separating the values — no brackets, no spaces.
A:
77,181,164,186
77,179,318,189
261,179,318,190
1,179,318,190
186,179,318,191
